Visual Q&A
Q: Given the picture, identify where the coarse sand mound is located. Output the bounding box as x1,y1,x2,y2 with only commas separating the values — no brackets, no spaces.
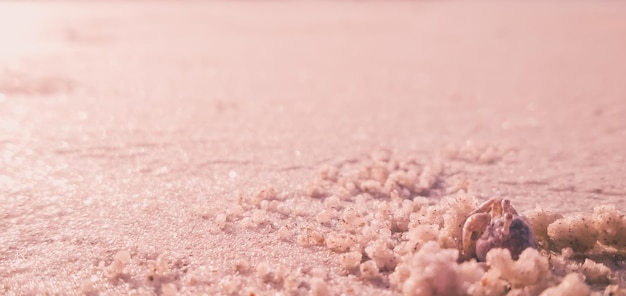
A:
215,150,625,295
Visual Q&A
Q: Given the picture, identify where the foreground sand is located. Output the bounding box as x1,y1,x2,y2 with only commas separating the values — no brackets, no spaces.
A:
1,1,625,295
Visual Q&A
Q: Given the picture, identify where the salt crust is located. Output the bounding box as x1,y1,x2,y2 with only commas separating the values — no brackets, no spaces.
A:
224,151,624,295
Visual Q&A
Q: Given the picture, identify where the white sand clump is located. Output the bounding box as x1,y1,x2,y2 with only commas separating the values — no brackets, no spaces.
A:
310,277,330,296
580,258,611,284
326,232,355,253
401,223,439,255
250,208,269,226
214,213,227,230
547,214,598,253
106,250,131,278
256,261,273,283
542,206,625,254
79,275,100,294
310,267,327,279
226,204,243,218
468,248,552,296
239,217,255,229
278,225,291,240
339,251,362,272
364,239,397,271
296,227,326,246
161,283,178,296
360,179,387,197
245,187,279,207
260,199,282,213
359,260,380,279
539,273,590,296
323,195,342,209
593,205,626,249
390,199,416,232
546,248,579,278
233,259,250,274
255,262,288,286
406,194,477,250
418,164,443,192
546,249,614,287
446,142,509,164
282,273,302,294
485,248,550,291
349,224,391,255
146,255,174,283
274,264,289,284
238,208,277,229
316,208,336,224
341,207,365,232
390,241,482,296
184,266,213,286
467,269,511,296
218,275,241,295
309,152,445,201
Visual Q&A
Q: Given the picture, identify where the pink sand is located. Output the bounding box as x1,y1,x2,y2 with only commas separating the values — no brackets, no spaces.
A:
1,1,625,294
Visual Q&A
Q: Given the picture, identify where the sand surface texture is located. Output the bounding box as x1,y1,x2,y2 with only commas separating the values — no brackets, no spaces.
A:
1,1,625,295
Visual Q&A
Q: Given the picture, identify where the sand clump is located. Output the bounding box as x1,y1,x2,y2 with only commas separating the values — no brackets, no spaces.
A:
581,259,611,284
390,241,483,296
105,250,132,279
547,214,598,253
593,206,626,249
529,205,626,256
539,273,590,296
219,151,625,295
479,248,551,294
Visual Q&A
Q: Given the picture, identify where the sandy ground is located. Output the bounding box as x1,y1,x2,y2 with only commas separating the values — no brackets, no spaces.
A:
1,1,626,295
